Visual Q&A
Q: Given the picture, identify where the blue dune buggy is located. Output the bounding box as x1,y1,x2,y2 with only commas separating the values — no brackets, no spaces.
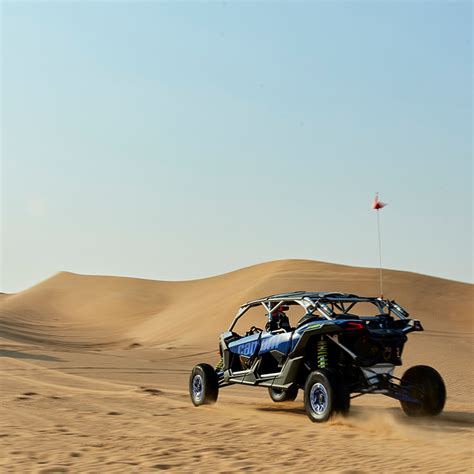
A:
189,292,446,422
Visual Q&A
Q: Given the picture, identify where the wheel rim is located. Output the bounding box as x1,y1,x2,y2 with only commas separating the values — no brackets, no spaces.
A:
192,374,204,402
310,382,328,415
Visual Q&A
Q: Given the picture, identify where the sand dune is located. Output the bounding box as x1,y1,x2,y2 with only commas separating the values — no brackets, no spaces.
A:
1,259,472,348
0,260,473,472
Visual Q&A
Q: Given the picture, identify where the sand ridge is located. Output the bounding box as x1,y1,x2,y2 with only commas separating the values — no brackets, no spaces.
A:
1,260,472,348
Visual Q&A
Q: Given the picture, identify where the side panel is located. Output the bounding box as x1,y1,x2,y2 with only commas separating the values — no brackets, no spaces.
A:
259,332,292,355
228,331,294,356
228,333,261,356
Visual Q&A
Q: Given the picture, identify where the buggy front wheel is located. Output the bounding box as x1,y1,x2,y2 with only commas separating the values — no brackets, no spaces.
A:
189,364,219,406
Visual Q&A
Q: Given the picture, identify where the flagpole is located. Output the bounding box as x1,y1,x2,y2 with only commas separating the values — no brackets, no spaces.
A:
372,192,387,299
376,209,383,298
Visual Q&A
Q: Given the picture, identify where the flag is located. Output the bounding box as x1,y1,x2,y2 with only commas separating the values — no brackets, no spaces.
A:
372,192,387,210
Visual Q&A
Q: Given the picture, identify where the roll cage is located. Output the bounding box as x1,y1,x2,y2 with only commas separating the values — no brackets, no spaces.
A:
228,291,409,332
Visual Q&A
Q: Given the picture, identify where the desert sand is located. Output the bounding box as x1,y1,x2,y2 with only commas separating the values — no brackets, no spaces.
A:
0,259,473,473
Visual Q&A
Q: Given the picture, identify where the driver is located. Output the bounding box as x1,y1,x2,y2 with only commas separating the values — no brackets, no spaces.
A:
266,305,291,332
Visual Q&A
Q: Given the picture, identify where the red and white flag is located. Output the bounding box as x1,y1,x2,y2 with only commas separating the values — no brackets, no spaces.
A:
372,192,387,210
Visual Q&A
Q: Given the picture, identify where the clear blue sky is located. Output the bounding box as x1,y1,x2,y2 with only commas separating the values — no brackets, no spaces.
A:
1,1,472,292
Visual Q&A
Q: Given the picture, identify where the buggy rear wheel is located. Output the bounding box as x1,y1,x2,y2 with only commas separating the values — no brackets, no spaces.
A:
400,365,446,417
189,363,219,406
304,369,347,422
268,385,298,402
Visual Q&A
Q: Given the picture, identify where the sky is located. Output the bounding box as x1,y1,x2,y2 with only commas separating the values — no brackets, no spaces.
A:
1,1,472,293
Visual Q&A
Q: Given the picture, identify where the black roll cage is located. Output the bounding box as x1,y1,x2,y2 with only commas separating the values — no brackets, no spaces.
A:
228,291,409,332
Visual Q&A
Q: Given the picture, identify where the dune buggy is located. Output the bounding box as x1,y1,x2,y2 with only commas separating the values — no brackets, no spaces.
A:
189,292,446,422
